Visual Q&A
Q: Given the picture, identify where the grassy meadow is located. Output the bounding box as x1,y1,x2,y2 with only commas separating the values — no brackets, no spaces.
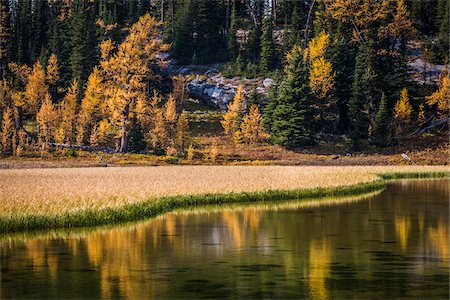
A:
0,165,448,232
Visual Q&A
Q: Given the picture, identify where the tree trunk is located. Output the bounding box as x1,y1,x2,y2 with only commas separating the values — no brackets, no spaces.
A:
119,105,130,153
161,0,165,22
304,0,316,49
272,0,277,23
15,106,23,130
225,0,231,38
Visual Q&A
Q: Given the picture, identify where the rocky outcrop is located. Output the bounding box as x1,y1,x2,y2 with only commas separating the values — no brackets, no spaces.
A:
169,62,274,110
187,78,236,111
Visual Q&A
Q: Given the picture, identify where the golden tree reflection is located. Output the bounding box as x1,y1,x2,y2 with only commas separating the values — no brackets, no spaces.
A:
307,239,331,300
395,215,410,251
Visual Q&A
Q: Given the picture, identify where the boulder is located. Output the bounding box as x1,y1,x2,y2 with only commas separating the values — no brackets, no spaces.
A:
263,78,274,88
187,79,236,111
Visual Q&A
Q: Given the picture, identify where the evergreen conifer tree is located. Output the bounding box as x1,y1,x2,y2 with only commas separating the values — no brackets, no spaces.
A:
260,17,276,72
269,46,314,148
348,44,373,149
372,93,391,147
0,0,10,80
128,116,147,153
173,0,193,64
227,0,238,59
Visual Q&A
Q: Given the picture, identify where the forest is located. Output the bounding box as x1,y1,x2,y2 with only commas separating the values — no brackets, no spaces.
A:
0,0,448,162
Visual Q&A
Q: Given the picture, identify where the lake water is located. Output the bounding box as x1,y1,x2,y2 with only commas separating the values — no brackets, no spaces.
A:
1,179,448,299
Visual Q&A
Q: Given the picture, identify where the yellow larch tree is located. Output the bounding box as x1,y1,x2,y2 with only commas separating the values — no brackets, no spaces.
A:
164,94,178,147
25,61,48,116
150,109,167,151
100,13,170,153
305,31,329,62
240,104,267,145
1,107,14,155
309,57,335,99
176,112,189,154
89,125,99,147
394,88,413,136
165,94,178,124
172,75,190,112
46,54,59,86
379,0,416,48
426,69,449,117
135,95,151,131
221,85,246,143
323,0,390,42
37,93,57,148
78,67,104,144
58,80,78,144
96,119,112,148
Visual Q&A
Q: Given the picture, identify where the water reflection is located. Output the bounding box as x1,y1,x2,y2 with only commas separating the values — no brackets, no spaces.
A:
1,180,448,299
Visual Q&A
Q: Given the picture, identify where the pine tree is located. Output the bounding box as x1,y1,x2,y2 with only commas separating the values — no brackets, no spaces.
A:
331,23,355,132
48,0,72,84
348,44,374,149
247,26,260,61
29,0,49,64
128,115,146,153
194,0,225,63
372,93,391,147
248,85,260,107
227,0,238,59
0,0,10,80
70,0,87,84
260,17,276,72
437,0,449,56
173,0,193,64
269,46,314,148
12,0,32,65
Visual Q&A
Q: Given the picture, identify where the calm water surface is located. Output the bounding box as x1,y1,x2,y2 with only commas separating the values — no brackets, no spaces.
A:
1,179,449,299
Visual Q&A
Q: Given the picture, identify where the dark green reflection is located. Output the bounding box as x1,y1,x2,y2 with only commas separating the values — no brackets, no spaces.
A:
1,180,449,299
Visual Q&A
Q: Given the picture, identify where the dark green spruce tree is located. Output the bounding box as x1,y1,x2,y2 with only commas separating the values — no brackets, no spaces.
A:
267,46,314,148
260,17,276,72
227,0,238,59
30,0,49,64
0,0,10,80
348,43,373,149
128,116,147,153
193,0,224,63
331,23,355,133
173,0,193,64
11,0,32,65
372,93,391,147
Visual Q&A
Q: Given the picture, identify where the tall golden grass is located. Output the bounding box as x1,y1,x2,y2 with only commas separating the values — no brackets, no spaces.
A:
0,165,447,218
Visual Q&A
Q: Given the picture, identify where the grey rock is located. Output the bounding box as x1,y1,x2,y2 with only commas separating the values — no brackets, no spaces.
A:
187,79,236,111
263,78,274,88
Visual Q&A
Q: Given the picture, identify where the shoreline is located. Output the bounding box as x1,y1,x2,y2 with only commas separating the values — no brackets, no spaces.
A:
1,170,448,233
